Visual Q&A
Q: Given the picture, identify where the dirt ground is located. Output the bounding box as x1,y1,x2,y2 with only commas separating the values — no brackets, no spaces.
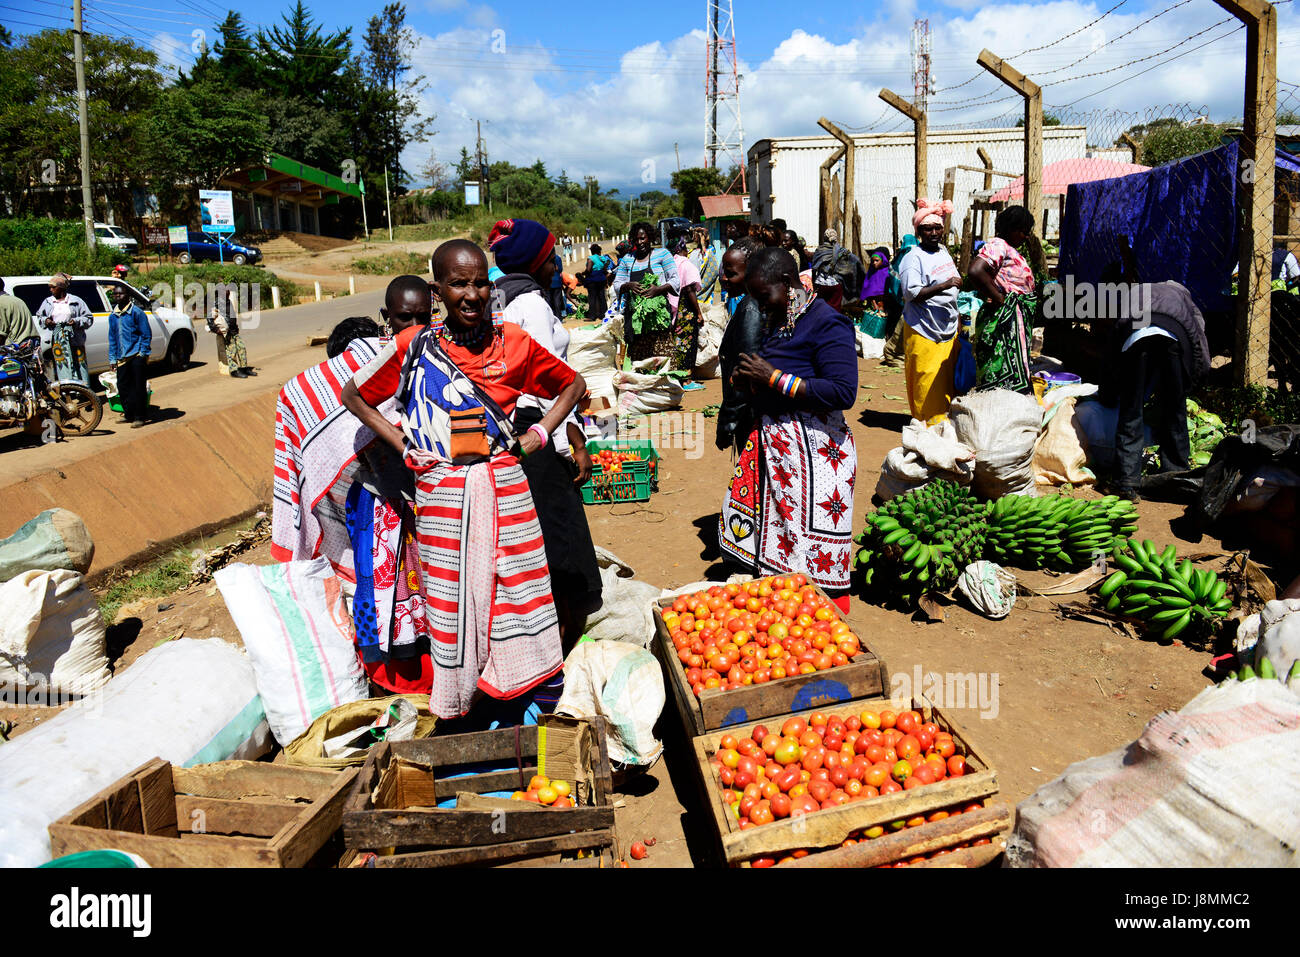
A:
4,342,1269,868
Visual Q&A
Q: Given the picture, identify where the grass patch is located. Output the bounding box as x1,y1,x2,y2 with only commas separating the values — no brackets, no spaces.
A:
97,549,195,625
350,250,429,275
1193,384,1300,433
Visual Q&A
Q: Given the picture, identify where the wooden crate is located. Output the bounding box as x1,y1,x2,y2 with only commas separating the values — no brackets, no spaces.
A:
342,716,619,868
779,801,1013,868
654,582,890,737
692,697,1000,867
48,759,357,868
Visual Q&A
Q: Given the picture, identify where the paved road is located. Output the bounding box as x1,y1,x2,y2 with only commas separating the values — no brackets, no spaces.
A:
0,289,387,484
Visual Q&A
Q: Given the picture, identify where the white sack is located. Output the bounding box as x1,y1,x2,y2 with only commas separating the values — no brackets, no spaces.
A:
215,558,368,747
556,639,665,767
614,357,684,415
581,548,662,649
855,330,885,359
875,418,977,501
956,561,1017,619
568,323,619,401
0,638,271,867
949,389,1043,498
692,300,729,380
0,569,110,696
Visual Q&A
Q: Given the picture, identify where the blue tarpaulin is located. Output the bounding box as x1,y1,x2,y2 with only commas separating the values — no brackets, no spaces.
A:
1059,142,1300,314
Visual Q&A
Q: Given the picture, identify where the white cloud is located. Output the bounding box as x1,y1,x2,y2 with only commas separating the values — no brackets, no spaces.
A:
398,2,1300,190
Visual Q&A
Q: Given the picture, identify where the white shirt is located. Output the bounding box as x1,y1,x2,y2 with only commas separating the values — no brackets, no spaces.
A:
899,244,960,341
500,289,583,454
1122,326,1176,352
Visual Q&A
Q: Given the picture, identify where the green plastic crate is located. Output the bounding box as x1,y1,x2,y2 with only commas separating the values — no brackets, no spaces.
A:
580,439,660,505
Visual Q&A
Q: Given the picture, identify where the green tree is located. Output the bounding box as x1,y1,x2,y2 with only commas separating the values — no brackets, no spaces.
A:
1015,113,1062,128
363,3,433,189
0,29,163,225
145,80,268,219
454,146,475,186
671,167,726,219
1136,122,1227,167
256,2,352,102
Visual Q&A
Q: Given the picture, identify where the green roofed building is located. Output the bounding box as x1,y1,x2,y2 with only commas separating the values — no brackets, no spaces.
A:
216,153,364,237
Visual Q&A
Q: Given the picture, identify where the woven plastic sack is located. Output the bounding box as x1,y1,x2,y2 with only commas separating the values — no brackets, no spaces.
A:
956,561,1017,619
568,323,619,401
875,418,976,501
1007,677,1300,867
215,558,368,746
581,547,661,649
556,639,665,768
0,569,110,696
0,638,271,867
284,694,438,770
614,357,684,415
1032,397,1096,487
692,300,729,380
0,509,94,581
950,389,1043,498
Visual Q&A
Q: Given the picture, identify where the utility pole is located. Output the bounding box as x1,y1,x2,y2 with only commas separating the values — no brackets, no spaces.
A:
818,117,859,260
73,0,95,248
675,142,681,172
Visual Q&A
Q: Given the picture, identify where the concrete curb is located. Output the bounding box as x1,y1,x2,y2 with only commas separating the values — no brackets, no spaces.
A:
0,391,278,578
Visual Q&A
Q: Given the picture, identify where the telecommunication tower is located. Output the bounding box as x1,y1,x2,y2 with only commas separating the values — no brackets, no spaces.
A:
911,19,935,111
705,0,746,193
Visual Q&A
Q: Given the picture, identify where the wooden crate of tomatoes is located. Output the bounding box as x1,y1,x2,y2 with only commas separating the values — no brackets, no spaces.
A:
342,715,619,868
652,574,890,738
691,699,1007,867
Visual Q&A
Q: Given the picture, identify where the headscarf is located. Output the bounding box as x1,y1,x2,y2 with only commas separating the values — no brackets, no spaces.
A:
670,233,689,256
860,247,892,299
487,218,555,275
50,272,71,289
823,228,838,244
912,198,953,229
615,240,632,260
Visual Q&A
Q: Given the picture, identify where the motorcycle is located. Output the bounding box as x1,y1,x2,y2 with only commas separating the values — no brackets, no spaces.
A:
0,339,102,439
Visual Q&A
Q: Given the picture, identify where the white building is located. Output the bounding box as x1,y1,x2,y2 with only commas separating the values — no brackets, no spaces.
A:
748,125,1088,248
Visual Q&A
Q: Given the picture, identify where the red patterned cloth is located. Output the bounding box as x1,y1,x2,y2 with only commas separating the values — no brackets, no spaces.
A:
719,409,856,590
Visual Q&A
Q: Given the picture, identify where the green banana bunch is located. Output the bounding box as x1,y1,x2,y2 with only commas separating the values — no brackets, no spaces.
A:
985,493,1138,571
1098,539,1233,641
854,480,990,607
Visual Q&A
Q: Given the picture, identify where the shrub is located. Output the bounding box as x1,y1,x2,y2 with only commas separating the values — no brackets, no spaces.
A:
0,218,125,276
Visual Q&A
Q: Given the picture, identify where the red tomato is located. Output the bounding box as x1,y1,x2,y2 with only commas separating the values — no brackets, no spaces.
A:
896,735,921,761
770,793,792,818
749,802,774,826
878,710,897,730
947,755,967,777
902,776,924,790
916,729,935,752
895,711,919,735
781,717,808,739
630,841,648,860
880,779,902,795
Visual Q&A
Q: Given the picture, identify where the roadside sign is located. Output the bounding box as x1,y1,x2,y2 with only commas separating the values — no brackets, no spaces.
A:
167,226,187,244
199,189,236,234
144,225,169,246
465,181,481,206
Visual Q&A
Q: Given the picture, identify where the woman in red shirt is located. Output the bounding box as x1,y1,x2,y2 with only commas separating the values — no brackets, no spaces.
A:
342,240,587,719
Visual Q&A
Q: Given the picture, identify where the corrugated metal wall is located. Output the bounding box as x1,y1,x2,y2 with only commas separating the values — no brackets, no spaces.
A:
749,126,1088,249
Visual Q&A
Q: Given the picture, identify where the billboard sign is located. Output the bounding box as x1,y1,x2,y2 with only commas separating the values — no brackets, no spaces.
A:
198,189,235,234
465,181,481,206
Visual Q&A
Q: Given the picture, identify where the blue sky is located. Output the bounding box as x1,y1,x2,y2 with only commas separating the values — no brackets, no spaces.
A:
7,0,1300,191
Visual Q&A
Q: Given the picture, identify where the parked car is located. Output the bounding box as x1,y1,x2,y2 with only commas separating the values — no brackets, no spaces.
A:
657,217,694,247
3,275,197,375
93,222,139,257
169,231,262,266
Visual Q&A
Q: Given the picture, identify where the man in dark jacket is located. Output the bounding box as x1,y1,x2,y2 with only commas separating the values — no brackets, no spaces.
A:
716,237,765,451
1110,280,1210,501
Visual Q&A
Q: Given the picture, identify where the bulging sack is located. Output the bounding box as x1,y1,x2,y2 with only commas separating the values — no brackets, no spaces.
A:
556,639,665,768
0,509,94,582
215,558,369,747
875,418,976,501
950,389,1043,498
614,357,684,415
568,323,619,401
0,569,110,696
581,548,661,648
